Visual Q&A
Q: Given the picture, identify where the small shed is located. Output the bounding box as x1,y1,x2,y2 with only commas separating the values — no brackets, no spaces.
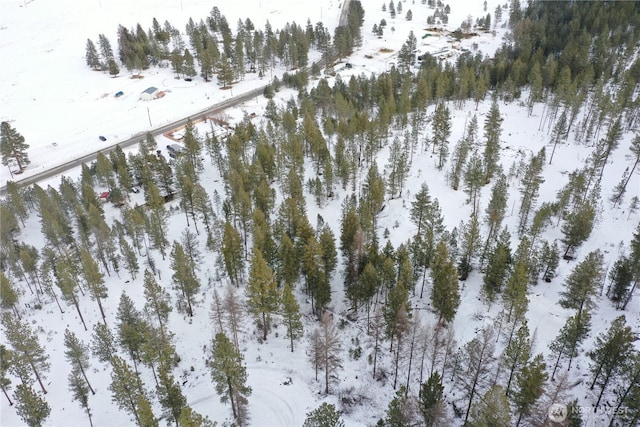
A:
140,86,160,101
99,191,110,202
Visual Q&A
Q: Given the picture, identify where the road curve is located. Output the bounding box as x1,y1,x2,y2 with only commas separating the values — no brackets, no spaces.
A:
0,0,352,195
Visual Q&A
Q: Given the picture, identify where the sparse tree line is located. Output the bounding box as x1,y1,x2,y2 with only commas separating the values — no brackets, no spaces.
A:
2,0,640,425
84,1,365,86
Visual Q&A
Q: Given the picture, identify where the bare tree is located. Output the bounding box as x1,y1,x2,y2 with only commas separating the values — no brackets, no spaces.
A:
370,306,384,379
405,312,424,395
210,289,225,335
224,285,243,351
309,312,343,394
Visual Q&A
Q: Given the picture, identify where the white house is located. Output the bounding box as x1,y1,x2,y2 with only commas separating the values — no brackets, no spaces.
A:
140,86,160,101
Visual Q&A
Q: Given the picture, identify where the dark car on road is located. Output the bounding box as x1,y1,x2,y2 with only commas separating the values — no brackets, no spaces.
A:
99,136,107,141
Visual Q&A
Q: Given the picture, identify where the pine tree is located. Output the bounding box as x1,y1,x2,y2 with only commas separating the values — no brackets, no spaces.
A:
85,38,102,70
1,122,30,173
559,250,604,315
68,368,94,427
91,322,117,366
156,365,187,427
216,55,234,88
178,407,216,427
383,386,419,427
430,240,460,324
209,332,251,422
98,33,114,62
386,136,410,198
410,183,433,236
517,148,545,234
0,345,13,406
502,243,528,317
458,326,497,425
14,384,50,427
245,248,280,341
120,237,139,280
0,272,20,319
464,152,484,214
482,229,511,304
511,354,547,427
170,241,200,317
467,385,511,427
548,110,567,164
457,212,481,280
319,225,338,279
419,372,446,427
449,116,476,191
588,315,634,411
79,247,108,323
1,313,49,394
383,278,408,341
281,283,303,352
501,322,530,397
142,270,172,339
611,135,640,207
431,103,451,170
222,222,244,287
607,255,634,309
136,393,159,427
63,329,95,395
549,310,591,379
483,99,502,183
107,58,120,77
116,292,147,371
609,352,640,427
109,356,150,427
561,202,595,258
303,403,345,427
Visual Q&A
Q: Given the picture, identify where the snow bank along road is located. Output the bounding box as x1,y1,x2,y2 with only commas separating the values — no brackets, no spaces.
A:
0,86,264,195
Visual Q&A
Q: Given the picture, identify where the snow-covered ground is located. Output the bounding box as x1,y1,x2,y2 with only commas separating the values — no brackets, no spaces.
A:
1,0,639,426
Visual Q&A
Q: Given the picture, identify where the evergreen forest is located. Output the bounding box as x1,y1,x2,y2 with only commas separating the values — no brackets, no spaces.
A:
1,0,640,426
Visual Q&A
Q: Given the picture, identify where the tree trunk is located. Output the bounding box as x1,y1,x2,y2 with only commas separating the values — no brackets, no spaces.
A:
30,361,47,394
86,406,95,427
551,346,564,381
393,337,401,390
621,280,637,310
227,376,237,418
593,368,613,412
405,332,415,395
96,296,107,325
71,294,88,331
289,318,294,352
463,376,479,425
608,367,640,426
80,364,96,395
262,312,268,341
1,385,13,405
590,361,605,389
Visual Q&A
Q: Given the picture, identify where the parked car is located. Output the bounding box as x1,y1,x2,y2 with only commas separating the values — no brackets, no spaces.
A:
166,143,185,158
99,135,107,141
114,91,124,97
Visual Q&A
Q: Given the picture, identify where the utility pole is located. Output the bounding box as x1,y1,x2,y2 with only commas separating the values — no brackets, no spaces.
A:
147,107,152,127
